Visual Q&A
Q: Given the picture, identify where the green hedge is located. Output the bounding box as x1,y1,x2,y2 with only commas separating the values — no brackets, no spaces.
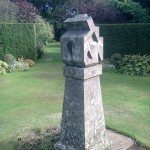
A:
0,23,36,60
99,24,150,58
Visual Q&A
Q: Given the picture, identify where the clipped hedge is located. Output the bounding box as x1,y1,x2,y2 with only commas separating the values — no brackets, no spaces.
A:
99,24,150,58
0,23,36,60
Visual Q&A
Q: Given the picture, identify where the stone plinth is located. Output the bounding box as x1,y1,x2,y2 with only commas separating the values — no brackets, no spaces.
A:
55,14,110,150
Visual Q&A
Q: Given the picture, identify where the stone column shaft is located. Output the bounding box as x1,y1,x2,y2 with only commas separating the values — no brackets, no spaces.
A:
55,65,109,150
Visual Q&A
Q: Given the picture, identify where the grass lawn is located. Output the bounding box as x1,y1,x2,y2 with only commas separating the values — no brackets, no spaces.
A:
0,43,150,149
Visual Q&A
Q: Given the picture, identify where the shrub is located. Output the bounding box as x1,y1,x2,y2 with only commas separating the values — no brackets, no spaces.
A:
0,60,8,69
109,53,122,66
102,59,116,71
103,64,116,71
4,54,16,65
35,15,54,58
0,23,36,60
116,55,150,76
18,57,35,67
0,60,8,75
0,67,6,75
7,62,17,73
15,62,30,72
36,46,45,59
8,61,30,72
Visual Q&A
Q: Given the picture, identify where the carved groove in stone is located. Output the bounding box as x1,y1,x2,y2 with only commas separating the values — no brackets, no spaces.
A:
67,41,73,56
87,51,92,59
98,53,101,62
92,32,98,42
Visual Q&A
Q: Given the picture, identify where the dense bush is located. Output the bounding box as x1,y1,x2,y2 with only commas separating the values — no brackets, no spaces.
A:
102,59,116,71
4,54,16,65
116,55,150,76
99,23,150,58
0,60,8,75
0,23,36,60
18,57,35,67
35,15,54,58
8,61,30,72
6,57,34,72
109,53,122,66
13,62,30,72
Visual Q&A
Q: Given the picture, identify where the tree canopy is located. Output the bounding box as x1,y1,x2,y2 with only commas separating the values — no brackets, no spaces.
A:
2,0,149,41
27,0,150,24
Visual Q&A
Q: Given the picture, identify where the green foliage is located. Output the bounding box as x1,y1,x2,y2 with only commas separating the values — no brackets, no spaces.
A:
10,0,37,23
13,62,30,72
109,53,122,66
114,0,150,23
0,23,36,60
18,57,35,67
35,15,54,58
116,55,150,76
102,59,116,71
0,60,8,75
133,0,150,10
99,23,150,58
0,60,8,69
4,54,16,65
0,67,6,75
8,61,30,72
0,0,37,23
0,0,19,23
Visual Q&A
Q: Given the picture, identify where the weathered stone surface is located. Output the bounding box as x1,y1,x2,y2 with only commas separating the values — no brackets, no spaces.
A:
55,76,109,150
64,64,102,80
61,14,103,68
84,76,110,150
55,14,110,150
106,130,134,150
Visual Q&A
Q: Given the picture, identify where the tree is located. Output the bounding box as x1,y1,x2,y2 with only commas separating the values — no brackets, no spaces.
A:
28,0,150,41
79,0,126,23
0,0,19,23
35,15,54,58
30,0,69,41
10,0,37,23
114,0,150,23
133,0,150,9
32,0,111,40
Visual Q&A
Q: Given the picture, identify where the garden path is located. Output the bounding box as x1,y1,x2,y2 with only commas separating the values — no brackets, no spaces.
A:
107,129,148,150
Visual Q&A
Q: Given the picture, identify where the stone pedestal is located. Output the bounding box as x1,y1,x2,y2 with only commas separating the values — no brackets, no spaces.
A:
55,14,110,150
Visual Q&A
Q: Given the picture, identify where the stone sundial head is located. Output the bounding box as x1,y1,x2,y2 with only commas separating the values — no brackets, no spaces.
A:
61,14,103,68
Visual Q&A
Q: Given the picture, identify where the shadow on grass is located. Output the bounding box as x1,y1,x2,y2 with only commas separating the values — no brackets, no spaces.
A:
0,140,19,150
0,127,59,150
